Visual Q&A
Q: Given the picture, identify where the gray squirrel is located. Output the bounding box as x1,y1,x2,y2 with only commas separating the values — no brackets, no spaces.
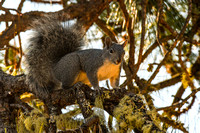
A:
25,17,126,99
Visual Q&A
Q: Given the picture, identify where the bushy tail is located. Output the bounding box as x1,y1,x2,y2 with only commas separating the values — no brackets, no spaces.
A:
25,16,84,99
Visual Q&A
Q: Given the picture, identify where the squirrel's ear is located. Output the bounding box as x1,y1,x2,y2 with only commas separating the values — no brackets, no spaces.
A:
122,40,128,48
104,37,112,48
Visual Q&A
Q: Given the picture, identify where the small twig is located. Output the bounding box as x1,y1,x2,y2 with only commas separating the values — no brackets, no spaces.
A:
0,0,5,7
0,47,9,50
30,0,62,4
179,95,196,114
4,48,9,66
148,74,182,92
160,18,199,46
0,22,15,47
7,45,21,53
17,0,25,12
158,114,188,133
95,19,118,42
139,35,174,66
136,0,148,73
146,0,192,88
0,6,22,15
119,0,135,73
156,0,168,55
177,0,195,90
15,33,23,70
156,0,163,46
157,87,200,111
121,34,174,88
172,84,185,104
178,39,195,89
106,80,110,89
120,61,133,88
10,103,29,113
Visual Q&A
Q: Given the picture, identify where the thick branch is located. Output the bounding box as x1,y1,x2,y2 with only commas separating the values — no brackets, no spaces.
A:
148,74,182,92
0,70,164,132
0,0,112,48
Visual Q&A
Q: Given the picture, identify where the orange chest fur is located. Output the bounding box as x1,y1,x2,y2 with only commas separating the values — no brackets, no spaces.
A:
73,60,121,86
97,60,121,80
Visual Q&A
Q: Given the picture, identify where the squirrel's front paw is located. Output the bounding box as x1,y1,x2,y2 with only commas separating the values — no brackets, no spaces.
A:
74,82,83,89
94,87,102,96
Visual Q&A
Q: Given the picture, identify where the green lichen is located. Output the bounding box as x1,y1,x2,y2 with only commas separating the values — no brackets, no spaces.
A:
17,109,47,133
23,110,47,133
142,124,153,133
35,117,47,133
17,108,83,133
113,95,160,132
95,96,104,109
17,113,30,133
56,114,82,131
94,96,106,125
55,107,83,131
24,116,33,131
146,109,162,130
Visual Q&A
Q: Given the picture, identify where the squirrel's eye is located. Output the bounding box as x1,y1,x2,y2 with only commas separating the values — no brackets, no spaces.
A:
109,49,114,54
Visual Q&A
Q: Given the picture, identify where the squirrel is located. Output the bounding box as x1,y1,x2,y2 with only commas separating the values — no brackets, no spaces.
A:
25,17,127,99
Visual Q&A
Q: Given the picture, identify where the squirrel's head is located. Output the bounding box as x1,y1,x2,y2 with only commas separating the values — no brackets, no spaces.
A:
103,37,127,65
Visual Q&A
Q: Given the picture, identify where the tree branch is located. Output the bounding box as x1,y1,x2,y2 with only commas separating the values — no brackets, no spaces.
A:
158,114,188,133
17,0,26,12
0,69,165,132
157,87,200,111
0,0,5,6
29,0,62,4
119,0,135,73
146,0,192,88
0,0,112,48
172,84,185,104
121,35,174,89
139,35,174,65
147,74,182,92
136,0,148,73
177,0,194,90
95,18,117,42
160,17,199,46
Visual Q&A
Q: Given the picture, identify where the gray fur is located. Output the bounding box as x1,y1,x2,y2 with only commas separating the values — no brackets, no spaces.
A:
25,17,125,99
25,17,84,98
54,44,125,90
